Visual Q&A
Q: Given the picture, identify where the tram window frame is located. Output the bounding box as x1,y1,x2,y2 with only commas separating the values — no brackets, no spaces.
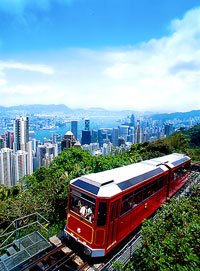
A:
121,192,133,216
97,202,108,226
69,188,96,224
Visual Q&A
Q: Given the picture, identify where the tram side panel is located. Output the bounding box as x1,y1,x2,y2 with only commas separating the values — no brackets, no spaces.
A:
168,161,191,198
117,173,168,243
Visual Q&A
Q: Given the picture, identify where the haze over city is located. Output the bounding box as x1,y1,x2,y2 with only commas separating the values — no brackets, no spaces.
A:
0,0,200,112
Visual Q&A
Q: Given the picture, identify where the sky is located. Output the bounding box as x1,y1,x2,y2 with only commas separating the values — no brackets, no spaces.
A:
0,0,200,112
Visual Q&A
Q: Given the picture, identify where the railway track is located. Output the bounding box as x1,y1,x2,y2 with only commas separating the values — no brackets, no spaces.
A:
24,243,89,271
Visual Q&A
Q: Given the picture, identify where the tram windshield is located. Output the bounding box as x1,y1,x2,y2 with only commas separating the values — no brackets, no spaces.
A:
69,188,96,224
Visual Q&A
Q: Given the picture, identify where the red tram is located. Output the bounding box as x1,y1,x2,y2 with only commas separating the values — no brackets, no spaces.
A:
64,153,191,257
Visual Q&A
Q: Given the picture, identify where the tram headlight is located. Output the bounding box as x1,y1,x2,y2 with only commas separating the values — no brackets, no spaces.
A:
84,246,92,256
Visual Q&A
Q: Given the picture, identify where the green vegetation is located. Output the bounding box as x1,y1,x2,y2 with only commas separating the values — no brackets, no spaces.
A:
126,183,200,271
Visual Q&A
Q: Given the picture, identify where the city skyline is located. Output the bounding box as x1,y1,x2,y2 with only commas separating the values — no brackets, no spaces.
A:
0,1,200,112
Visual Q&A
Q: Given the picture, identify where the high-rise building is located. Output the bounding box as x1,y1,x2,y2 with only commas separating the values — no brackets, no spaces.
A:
14,116,33,176
81,130,91,145
130,113,135,127
38,143,58,168
3,131,14,149
14,116,29,152
0,137,6,149
85,119,90,131
13,150,28,184
119,125,129,141
164,124,174,136
91,129,98,143
26,141,33,175
0,148,13,187
71,120,78,140
135,124,143,143
112,128,119,146
98,129,107,147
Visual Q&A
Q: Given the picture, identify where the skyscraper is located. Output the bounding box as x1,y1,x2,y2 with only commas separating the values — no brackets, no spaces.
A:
85,118,90,131
91,129,98,143
14,116,33,176
112,128,119,146
0,137,6,149
0,148,13,187
14,116,29,152
130,113,135,127
135,124,143,143
71,120,78,140
119,125,129,141
13,150,28,184
81,130,91,145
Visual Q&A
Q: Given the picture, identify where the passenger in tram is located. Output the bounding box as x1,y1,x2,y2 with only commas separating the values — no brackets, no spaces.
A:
80,204,93,222
132,201,138,208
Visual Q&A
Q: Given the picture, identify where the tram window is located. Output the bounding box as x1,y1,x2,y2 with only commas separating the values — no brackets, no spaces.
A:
97,202,108,226
134,187,143,205
143,183,152,200
121,192,133,215
152,180,158,194
157,177,164,190
69,188,95,224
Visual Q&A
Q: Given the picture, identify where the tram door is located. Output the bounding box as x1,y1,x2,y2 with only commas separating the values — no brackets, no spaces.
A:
107,200,120,248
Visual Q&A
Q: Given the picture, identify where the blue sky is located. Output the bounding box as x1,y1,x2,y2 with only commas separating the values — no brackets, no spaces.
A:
0,0,200,112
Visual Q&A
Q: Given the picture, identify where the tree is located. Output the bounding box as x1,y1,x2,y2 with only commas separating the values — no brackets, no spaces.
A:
126,184,200,271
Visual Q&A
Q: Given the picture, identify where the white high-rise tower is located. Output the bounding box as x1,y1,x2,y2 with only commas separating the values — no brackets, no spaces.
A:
14,116,33,178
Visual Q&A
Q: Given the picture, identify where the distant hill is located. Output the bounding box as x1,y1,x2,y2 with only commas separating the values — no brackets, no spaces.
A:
151,110,200,122
1,104,72,114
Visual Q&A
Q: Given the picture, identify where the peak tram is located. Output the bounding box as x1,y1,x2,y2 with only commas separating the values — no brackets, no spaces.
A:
64,153,191,257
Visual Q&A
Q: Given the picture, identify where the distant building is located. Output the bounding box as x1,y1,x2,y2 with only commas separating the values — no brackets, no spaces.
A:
81,130,91,145
119,125,129,141
61,131,76,151
71,120,78,140
98,129,107,147
130,113,135,127
164,124,174,136
85,118,90,131
118,136,125,147
74,141,82,149
112,128,119,146
14,116,33,175
14,116,29,152
82,143,100,156
135,124,143,143
38,143,58,168
0,137,6,149
91,129,98,143
4,131,14,149
102,143,112,156
13,150,28,184
0,148,13,187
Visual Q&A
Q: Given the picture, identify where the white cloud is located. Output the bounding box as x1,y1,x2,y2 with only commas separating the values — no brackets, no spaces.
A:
1,7,200,112
0,61,54,75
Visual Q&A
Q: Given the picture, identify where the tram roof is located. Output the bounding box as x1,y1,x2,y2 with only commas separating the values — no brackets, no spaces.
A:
149,153,190,168
70,158,169,197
